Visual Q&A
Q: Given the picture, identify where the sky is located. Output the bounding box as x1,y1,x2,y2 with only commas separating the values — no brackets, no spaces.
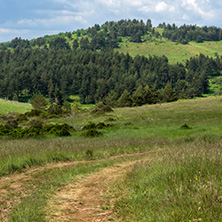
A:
0,0,221,43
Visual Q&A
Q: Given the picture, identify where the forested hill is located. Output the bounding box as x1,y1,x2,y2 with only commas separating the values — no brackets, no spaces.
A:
0,19,222,106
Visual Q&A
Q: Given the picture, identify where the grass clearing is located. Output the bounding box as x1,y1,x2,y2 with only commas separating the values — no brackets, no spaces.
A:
116,38,222,64
0,99,32,114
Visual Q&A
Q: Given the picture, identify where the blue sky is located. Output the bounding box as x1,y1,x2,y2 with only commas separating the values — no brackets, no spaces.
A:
0,0,221,42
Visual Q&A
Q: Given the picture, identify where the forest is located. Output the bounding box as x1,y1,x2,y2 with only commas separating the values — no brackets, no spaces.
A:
0,19,222,107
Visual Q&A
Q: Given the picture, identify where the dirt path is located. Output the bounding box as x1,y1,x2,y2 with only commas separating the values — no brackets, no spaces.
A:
0,161,86,221
46,161,137,222
0,149,165,221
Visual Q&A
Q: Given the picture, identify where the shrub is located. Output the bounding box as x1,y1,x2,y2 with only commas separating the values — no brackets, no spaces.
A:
47,105,63,115
54,128,71,137
82,122,97,130
30,94,47,110
82,129,103,137
106,117,117,122
180,123,192,129
27,119,43,129
96,122,106,129
25,109,44,117
43,123,74,136
16,114,28,122
6,120,18,128
101,106,113,112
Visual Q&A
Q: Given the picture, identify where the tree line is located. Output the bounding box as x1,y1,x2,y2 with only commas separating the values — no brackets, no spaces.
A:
0,45,221,107
161,23,222,44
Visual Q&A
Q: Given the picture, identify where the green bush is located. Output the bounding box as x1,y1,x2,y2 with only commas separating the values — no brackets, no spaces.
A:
47,105,63,115
82,122,97,130
54,128,71,137
180,123,192,129
82,129,103,137
28,119,43,129
16,114,28,122
6,120,18,128
25,109,45,117
101,106,113,112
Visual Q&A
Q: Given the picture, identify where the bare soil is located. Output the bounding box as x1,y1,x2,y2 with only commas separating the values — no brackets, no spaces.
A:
0,149,165,221
46,161,136,222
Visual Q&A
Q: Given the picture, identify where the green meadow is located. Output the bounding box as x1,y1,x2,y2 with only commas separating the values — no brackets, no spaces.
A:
0,99,32,114
117,37,222,64
1,97,222,221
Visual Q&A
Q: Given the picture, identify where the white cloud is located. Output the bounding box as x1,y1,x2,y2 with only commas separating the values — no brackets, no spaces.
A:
156,2,168,12
0,0,221,42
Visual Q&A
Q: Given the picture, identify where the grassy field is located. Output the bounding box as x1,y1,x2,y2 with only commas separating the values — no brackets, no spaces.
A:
0,99,32,114
1,97,222,221
116,36,222,64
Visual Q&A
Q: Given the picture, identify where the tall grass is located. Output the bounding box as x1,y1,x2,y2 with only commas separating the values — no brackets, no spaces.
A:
114,142,222,221
1,96,222,176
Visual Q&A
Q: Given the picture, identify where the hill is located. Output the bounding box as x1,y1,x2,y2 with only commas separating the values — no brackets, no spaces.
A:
1,19,222,64
0,19,222,105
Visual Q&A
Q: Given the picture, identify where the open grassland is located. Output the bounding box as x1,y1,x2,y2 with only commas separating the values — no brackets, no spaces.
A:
0,99,32,115
1,97,222,221
116,37,222,64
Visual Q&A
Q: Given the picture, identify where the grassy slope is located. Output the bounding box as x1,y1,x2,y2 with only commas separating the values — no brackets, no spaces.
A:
0,99,32,114
116,36,222,64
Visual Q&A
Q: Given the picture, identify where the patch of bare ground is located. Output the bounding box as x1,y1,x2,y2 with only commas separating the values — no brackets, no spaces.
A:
46,161,137,222
0,148,165,221
0,162,82,221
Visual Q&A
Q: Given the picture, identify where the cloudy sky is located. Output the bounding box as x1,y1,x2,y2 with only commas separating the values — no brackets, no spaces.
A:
0,0,221,42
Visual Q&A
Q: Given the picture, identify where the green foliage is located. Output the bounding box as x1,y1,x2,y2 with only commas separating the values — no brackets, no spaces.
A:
82,122,97,130
16,114,28,122
82,129,103,137
62,101,71,113
0,121,74,139
6,119,18,128
118,90,132,107
54,127,71,137
163,24,222,43
25,109,46,117
30,94,47,110
47,105,63,115
180,123,192,129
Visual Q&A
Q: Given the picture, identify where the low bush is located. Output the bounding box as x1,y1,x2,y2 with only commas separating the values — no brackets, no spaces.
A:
47,105,63,115
25,109,45,117
82,122,97,130
101,106,113,112
54,128,71,137
82,129,103,137
6,120,18,128
180,123,192,129
0,122,74,139
16,114,28,122
28,119,43,129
